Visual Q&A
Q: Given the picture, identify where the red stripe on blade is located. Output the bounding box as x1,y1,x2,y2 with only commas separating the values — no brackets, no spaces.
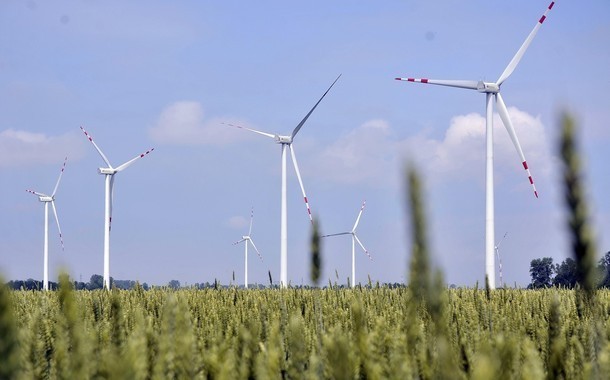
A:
549,2,554,10
529,177,534,185
539,15,546,24
522,161,529,170
421,79,429,83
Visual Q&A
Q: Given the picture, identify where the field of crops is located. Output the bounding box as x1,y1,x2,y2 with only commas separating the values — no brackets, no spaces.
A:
2,282,610,379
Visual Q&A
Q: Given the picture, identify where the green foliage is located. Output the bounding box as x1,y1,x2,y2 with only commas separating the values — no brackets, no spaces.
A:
2,286,610,378
0,279,20,379
554,258,578,288
529,257,555,289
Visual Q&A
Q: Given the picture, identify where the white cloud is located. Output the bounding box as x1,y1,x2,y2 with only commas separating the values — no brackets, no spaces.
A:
309,119,399,186
308,106,550,189
149,101,251,146
0,129,85,168
404,107,551,184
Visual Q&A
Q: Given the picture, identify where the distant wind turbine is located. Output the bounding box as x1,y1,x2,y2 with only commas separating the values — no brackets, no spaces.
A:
395,2,555,289
80,126,154,290
26,157,67,291
233,208,263,289
495,232,508,288
226,74,341,287
322,200,372,288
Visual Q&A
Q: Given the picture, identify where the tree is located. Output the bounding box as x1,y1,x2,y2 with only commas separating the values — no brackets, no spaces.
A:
553,258,577,288
528,257,554,289
168,280,181,289
87,274,104,290
598,251,610,288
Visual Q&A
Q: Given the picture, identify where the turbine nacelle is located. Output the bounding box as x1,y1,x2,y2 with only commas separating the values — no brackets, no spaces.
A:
477,81,500,93
98,167,117,175
39,195,54,202
275,135,293,144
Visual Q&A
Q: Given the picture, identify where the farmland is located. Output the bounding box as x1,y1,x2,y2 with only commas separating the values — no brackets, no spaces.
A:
2,282,610,379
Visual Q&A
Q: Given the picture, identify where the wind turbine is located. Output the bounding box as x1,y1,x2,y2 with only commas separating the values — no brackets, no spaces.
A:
233,207,263,289
395,2,555,289
26,157,67,291
495,232,508,288
226,74,341,287
80,126,154,290
322,200,372,288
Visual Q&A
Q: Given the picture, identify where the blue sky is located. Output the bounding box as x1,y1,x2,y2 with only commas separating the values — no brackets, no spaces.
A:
1,1,608,287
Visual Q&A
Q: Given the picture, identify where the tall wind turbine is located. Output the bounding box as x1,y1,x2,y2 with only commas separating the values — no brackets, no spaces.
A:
26,157,67,291
395,2,555,289
233,208,263,289
81,126,154,290
322,200,372,288
226,74,341,287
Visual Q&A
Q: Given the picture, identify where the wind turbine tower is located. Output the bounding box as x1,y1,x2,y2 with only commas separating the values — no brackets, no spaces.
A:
227,74,341,287
495,232,508,288
396,2,555,288
233,207,263,288
81,127,154,290
322,200,372,288
26,157,67,291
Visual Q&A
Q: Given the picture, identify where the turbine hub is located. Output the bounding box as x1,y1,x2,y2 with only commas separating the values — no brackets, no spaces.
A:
477,81,500,93
39,196,53,202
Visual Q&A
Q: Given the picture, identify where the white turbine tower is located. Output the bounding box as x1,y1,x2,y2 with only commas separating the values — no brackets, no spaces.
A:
495,232,508,288
322,200,372,288
26,157,67,291
81,126,154,290
226,74,341,287
233,208,263,289
395,2,555,289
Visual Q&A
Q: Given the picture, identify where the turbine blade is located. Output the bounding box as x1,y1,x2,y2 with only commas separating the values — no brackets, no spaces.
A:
354,234,372,261
497,1,555,85
249,239,263,260
495,93,538,198
291,74,341,139
222,123,276,139
233,238,246,245
289,145,313,223
248,207,254,236
115,148,154,172
52,156,67,196
395,78,479,90
26,189,47,197
495,232,508,249
321,232,351,238
80,126,113,168
51,201,64,251
352,200,366,231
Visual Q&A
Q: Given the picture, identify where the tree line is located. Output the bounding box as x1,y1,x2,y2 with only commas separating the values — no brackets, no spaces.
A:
529,251,610,289
5,274,166,291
